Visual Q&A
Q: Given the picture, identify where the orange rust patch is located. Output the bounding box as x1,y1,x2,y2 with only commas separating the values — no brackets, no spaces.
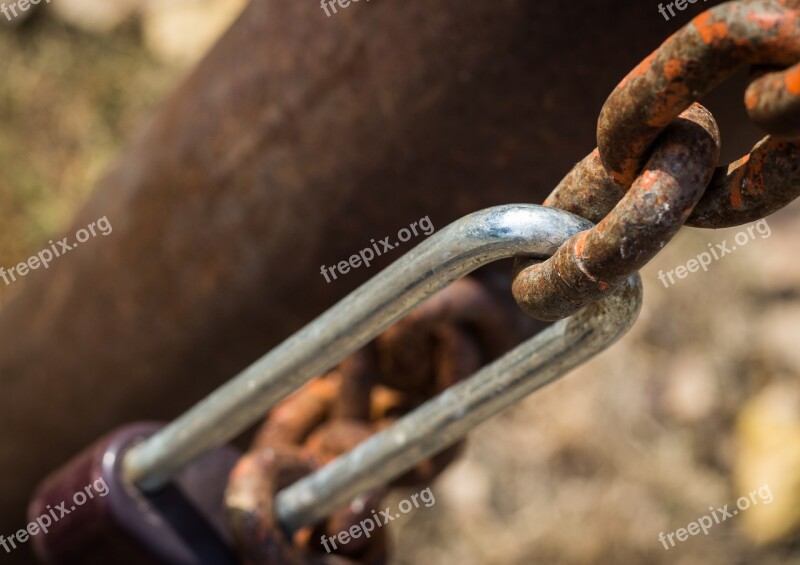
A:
730,182,743,209
728,155,750,208
744,85,760,111
574,232,590,259
745,154,766,196
637,170,659,191
645,82,690,129
645,58,692,127
613,155,645,188
663,58,685,80
785,64,800,96
693,12,730,45
747,8,798,60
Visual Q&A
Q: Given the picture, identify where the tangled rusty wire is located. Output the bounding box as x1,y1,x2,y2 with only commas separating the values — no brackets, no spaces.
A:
226,1,800,562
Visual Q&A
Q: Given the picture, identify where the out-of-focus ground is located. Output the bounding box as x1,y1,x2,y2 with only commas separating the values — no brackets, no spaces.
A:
2,3,800,564
0,0,244,288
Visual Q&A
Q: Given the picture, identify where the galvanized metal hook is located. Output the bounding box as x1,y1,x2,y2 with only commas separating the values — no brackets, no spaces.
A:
123,204,597,492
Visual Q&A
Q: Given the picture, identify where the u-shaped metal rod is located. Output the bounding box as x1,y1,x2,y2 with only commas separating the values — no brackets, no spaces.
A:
274,271,642,532
123,204,596,491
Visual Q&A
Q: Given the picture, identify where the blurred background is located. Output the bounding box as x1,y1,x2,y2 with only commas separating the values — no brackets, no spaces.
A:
2,1,800,563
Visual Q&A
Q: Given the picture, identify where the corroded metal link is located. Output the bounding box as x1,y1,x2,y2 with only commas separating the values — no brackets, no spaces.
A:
227,371,388,565
226,442,387,565
598,0,800,188
542,149,627,225
747,63,800,136
546,135,800,230
227,280,508,563
687,136,800,227
374,277,519,399
512,104,720,321
744,0,800,134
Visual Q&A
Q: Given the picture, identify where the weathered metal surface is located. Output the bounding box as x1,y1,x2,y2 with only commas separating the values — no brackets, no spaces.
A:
513,104,720,321
746,62,800,136
226,440,388,565
688,136,800,227
541,130,800,231
598,0,800,188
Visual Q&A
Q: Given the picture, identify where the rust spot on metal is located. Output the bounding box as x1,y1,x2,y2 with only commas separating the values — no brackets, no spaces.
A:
745,86,761,110
729,167,745,208
645,59,692,128
638,169,660,191
693,12,730,45
688,138,800,228
574,231,589,258
747,11,784,30
785,64,800,94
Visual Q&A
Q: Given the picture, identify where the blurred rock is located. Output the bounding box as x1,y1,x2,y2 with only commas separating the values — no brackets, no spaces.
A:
438,458,492,518
754,305,800,372
749,208,800,290
735,381,800,545
662,353,718,423
50,0,141,33
49,0,248,67
142,0,248,65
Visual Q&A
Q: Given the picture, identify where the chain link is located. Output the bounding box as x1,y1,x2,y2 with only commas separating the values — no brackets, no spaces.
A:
512,0,800,321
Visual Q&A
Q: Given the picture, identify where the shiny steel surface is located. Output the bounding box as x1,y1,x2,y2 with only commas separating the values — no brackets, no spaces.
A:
123,204,594,491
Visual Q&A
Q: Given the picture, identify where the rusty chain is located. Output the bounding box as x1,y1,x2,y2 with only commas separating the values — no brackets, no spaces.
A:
228,1,800,562
513,0,800,321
